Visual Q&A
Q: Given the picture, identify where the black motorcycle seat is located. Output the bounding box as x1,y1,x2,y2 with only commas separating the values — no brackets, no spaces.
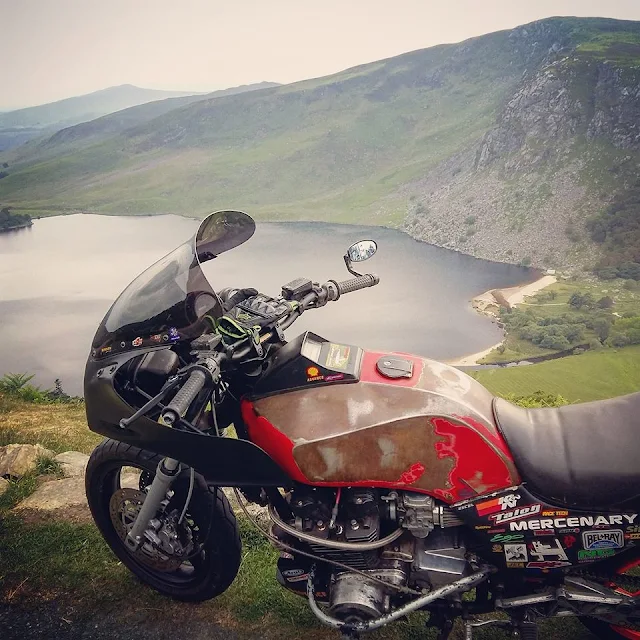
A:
493,392,640,511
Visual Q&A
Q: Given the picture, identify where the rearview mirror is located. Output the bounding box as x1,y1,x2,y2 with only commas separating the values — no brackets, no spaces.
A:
346,240,377,263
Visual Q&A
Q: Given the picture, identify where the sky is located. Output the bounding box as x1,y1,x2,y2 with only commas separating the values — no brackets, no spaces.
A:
3,0,640,110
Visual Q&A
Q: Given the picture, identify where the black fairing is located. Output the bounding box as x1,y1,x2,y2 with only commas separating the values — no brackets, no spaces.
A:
84,350,290,487
84,210,289,487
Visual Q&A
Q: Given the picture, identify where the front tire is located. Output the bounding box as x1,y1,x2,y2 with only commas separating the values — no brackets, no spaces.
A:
85,439,241,602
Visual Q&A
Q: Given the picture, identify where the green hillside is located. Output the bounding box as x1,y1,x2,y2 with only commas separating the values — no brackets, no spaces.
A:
4,82,281,166
1,18,639,271
473,345,640,403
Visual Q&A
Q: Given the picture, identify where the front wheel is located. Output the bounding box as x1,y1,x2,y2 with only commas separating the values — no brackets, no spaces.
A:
85,439,241,602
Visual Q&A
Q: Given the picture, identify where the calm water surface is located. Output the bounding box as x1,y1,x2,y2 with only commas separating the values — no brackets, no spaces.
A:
0,215,534,395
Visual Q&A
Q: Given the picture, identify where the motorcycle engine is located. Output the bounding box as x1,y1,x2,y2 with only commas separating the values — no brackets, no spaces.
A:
274,488,467,623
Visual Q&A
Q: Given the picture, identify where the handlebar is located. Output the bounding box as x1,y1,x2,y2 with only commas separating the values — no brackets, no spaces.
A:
161,369,208,426
331,273,380,298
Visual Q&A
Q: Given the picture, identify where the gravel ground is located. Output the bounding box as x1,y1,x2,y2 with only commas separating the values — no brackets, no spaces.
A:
0,602,257,640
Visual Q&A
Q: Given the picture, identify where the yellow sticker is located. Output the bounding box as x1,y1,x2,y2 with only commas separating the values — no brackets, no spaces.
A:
326,344,350,370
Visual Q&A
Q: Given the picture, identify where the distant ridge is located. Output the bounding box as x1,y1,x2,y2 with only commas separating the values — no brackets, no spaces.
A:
0,83,279,151
1,18,638,272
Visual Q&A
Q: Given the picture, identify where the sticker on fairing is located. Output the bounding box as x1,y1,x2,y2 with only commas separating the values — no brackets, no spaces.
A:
582,530,624,550
326,344,351,370
504,543,528,563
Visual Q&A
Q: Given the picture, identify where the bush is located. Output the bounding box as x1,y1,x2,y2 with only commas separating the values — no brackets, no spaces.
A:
465,215,476,225
592,317,612,341
0,373,78,404
623,279,639,291
569,292,595,309
506,391,569,408
539,334,570,350
608,332,630,347
607,316,640,346
597,296,614,309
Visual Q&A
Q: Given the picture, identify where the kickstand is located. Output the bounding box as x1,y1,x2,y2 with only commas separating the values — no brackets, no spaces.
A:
463,618,513,639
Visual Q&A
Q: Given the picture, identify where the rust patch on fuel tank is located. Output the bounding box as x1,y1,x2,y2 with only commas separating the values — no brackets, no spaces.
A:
293,415,454,489
291,414,518,500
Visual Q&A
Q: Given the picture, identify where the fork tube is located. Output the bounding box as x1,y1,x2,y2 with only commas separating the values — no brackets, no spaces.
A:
125,457,180,550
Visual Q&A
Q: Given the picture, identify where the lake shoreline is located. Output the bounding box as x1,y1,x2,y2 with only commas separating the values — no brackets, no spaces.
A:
0,220,33,233
17,209,544,272
447,274,557,366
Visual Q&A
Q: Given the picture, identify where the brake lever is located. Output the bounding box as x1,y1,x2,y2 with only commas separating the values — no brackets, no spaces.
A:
119,376,182,429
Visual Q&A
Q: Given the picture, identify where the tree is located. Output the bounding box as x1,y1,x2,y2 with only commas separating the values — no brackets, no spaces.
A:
564,324,585,343
608,332,631,347
569,291,595,309
597,296,614,309
569,292,584,308
539,334,570,350
592,317,612,342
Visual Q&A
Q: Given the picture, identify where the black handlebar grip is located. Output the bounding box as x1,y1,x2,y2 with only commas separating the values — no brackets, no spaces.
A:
335,273,380,296
162,369,207,425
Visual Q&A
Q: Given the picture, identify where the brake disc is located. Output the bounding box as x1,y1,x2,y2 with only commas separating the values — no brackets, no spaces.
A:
109,487,182,572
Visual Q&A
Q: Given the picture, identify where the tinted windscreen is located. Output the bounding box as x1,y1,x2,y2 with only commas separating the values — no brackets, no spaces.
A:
91,210,255,357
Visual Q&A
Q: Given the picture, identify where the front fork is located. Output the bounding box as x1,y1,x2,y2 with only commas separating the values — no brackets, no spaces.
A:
125,457,181,551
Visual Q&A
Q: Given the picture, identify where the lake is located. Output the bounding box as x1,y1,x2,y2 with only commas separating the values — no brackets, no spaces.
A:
0,214,534,395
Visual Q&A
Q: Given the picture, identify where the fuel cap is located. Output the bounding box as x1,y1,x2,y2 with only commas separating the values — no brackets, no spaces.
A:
376,356,414,379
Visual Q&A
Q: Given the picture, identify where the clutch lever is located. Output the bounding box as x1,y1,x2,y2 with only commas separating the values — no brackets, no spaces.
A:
119,376,182,429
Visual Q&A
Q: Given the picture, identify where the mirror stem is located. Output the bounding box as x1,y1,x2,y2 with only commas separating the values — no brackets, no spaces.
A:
343,254,363,277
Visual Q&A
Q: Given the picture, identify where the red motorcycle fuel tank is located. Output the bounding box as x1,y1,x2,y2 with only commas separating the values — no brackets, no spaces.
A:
242,333,520,504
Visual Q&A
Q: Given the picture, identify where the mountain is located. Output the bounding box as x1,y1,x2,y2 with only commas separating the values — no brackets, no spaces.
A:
1,18,639,272
4,82,281,162
0,85,203,151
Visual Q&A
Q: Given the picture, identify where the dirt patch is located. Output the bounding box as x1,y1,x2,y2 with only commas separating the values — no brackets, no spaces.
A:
16,504,92,526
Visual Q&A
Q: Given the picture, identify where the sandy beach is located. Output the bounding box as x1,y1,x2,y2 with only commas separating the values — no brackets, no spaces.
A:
447,274,557,366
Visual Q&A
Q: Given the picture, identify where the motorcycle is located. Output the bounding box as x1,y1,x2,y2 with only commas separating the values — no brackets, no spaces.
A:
84,210,640,639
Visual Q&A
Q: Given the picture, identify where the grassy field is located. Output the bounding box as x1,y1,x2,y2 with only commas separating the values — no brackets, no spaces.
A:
0,387,619,639
474,344,640,402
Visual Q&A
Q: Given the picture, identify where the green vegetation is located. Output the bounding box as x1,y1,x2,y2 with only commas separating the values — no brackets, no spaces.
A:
473,345,640,403
2,17,638,231
0,206,31,231
588,180,640,280
575,29,640,65
0,372,80,404
481,278,640,363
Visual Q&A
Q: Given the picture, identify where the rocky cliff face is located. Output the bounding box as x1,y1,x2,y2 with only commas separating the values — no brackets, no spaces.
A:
402,21,640,271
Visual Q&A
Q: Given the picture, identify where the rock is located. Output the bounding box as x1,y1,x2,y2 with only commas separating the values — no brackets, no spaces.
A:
15,477,88,511
0,476,10,496
0,444,56,479
53,451,89,478
223,488,269,524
